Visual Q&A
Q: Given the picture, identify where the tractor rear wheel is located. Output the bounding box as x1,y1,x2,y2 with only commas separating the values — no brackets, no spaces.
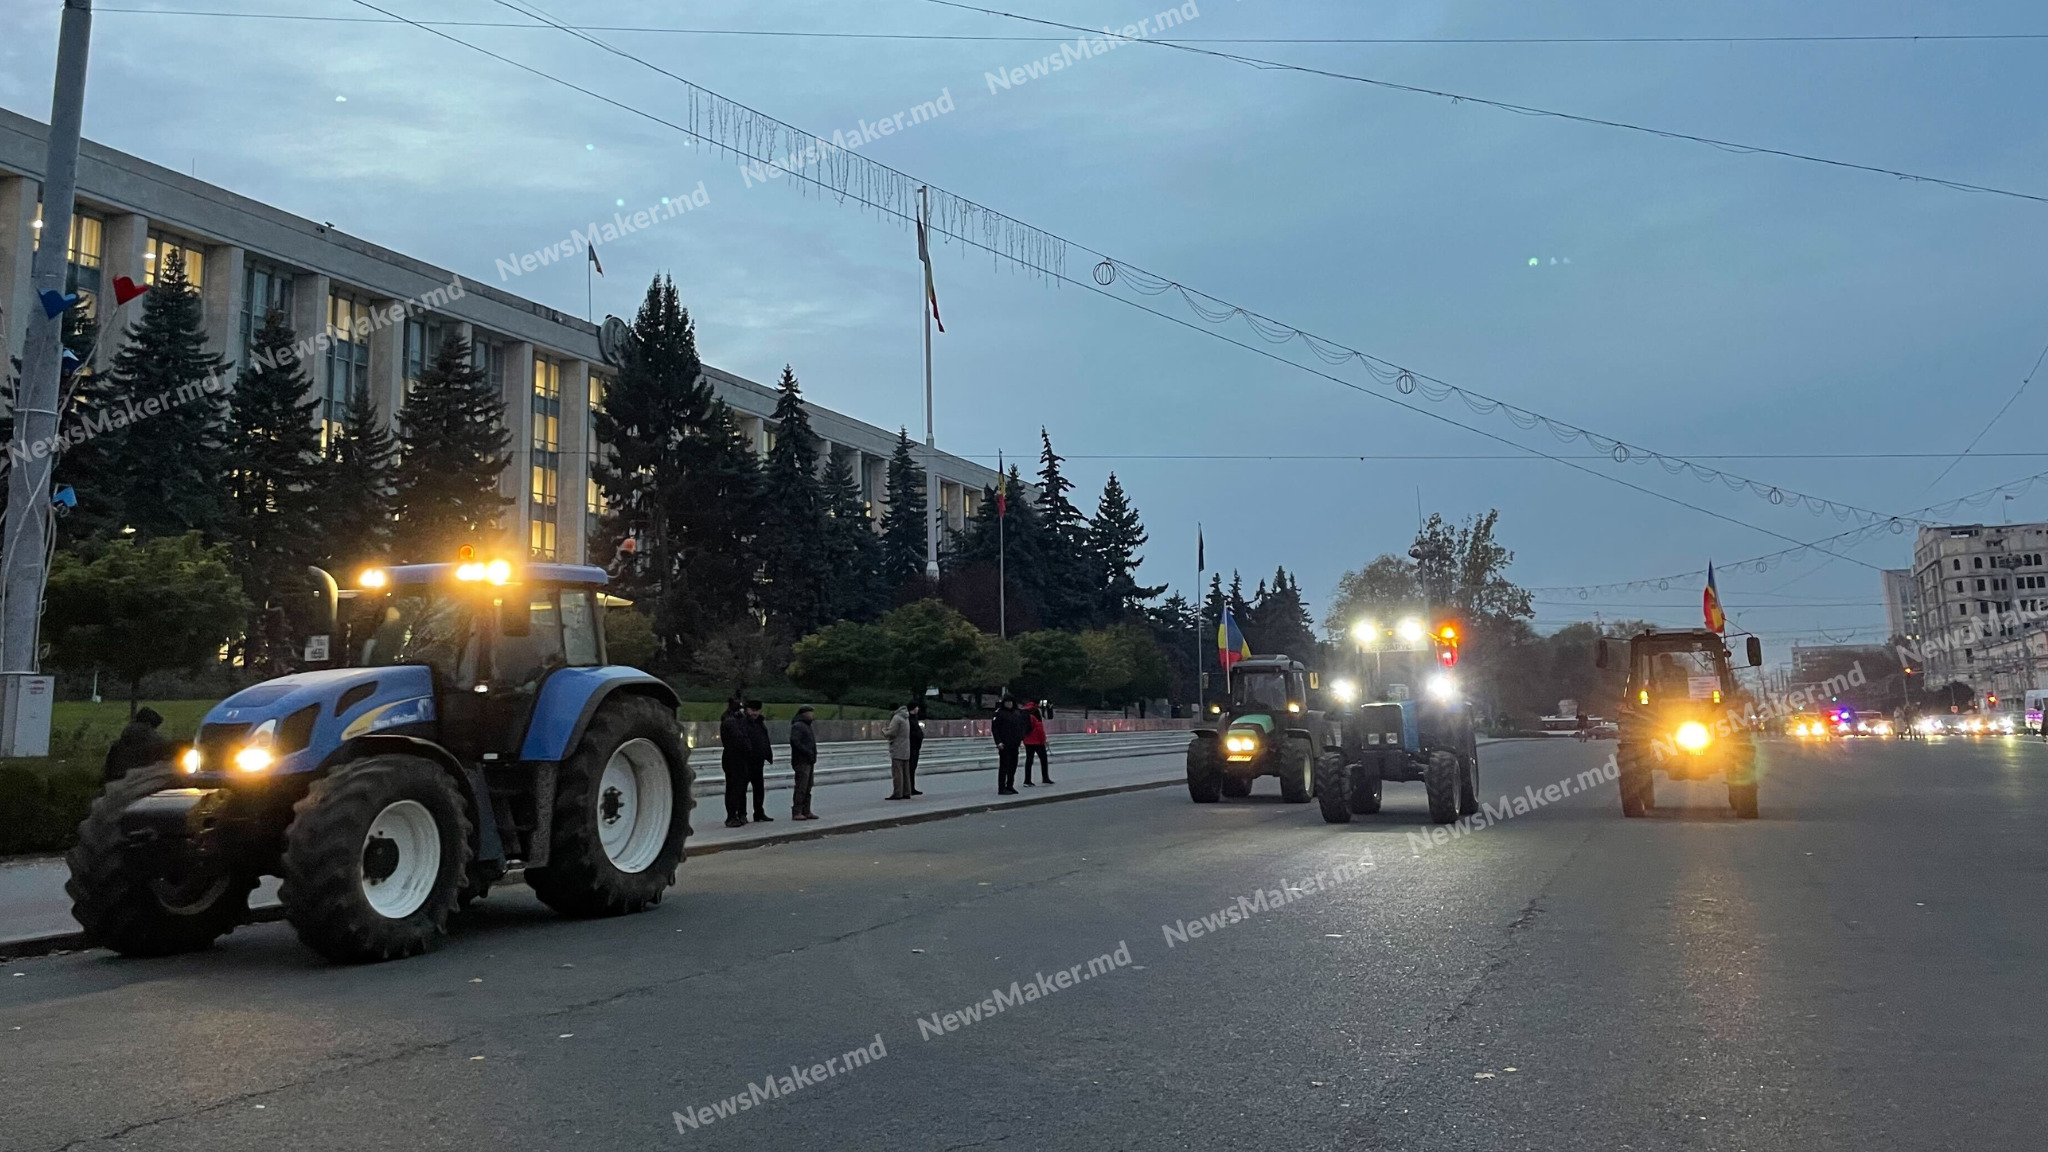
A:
282,755,470,963
1315,752,1351,823
1618,745,1653,817
1219,774,1253,798
529,694,693,918
1425,750,1461,824
1350,760,1383,814
1279,737,1316,803
1186,739,1223,803
65,767,256,957
1458,751,1481,816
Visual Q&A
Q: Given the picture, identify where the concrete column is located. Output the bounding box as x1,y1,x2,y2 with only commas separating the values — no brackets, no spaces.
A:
501,341,535,547
202,243,244,373
366,298,403,427
560,358,592,564
99,213,148,371
291,272,331,416
864,452,887,527
0,176,36,367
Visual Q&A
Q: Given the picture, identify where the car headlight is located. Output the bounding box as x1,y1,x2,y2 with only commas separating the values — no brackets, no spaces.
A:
1675,721,1711,752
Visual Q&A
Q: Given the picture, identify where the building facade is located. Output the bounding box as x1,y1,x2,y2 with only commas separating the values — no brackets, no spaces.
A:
0,108,997,564
1906,521,2048,700
1880,567,1920,644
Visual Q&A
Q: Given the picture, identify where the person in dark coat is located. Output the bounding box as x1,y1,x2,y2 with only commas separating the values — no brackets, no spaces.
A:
719,701,753,828
991,697,1030,795
742,700,774,822
905,700,927,796
789,705,820,820
103,707,171,783
1022,699,1052,785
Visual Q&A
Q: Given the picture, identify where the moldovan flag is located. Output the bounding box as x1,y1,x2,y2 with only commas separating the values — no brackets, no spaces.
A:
586,243,603,276
916,205,945,333
1218,605,1251,670
1703,563,1727,634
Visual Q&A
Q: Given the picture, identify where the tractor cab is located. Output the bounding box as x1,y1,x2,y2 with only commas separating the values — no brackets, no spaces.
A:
1598,627,1763,817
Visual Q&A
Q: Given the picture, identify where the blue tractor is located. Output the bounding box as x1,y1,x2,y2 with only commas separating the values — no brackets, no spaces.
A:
64,556,693,963
1314,617,1479,825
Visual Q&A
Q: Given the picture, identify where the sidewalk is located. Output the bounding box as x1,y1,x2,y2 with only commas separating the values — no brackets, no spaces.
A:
0,736,1188,955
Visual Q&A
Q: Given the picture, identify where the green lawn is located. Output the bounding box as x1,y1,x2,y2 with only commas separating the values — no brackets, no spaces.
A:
4,699,218,781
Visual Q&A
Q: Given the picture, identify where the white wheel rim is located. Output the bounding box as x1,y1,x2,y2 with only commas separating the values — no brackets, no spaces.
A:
598,738,674,874
361,799,442,919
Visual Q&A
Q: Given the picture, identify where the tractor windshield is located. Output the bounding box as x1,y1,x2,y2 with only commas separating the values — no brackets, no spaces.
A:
355,593,479,682
1631,637,1733,700
1234,672,1290,712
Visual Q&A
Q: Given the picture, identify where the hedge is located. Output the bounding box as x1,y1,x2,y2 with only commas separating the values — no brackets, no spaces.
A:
0,765,98,856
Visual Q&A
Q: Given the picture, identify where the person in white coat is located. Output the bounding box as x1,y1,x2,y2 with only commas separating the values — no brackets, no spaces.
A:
884,702,915,800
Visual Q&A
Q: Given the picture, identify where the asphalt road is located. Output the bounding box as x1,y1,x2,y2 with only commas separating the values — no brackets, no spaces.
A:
3,735,2043,1151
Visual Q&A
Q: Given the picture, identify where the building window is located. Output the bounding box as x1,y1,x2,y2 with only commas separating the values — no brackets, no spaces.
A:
323,292,373,444
145,230,206,291
403,316,447,396
1974,557,1984,569
240,260,295,365
587,374,609,548
33,205,105,319
531,357,561,560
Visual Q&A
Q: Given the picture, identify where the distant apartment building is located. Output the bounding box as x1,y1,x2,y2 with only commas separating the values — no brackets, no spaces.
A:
0,107,999,565
1906,521,2048,697
1880,568,1920,643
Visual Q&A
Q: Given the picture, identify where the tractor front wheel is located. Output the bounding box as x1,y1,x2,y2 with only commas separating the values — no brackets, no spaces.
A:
528,694,693,917
282,755,470,963
1458,752,1481,817
1425,750,1461,824
65,767,256,957
1350,761,1383,814
1279,737,1316,803
1315,752,1351,823
1186,739,1223,803
1219,773,1253,798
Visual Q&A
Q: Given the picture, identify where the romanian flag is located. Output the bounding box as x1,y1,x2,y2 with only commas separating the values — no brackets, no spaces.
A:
1703,562,1727,634
1218,605,1251,670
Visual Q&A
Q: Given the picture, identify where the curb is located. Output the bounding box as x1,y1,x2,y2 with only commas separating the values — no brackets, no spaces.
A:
0,770,1186,961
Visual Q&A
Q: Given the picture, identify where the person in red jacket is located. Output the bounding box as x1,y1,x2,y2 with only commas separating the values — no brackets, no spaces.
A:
1022,700,1052,785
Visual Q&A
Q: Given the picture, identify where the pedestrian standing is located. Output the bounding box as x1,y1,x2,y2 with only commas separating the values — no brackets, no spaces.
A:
790,705,820,820
719,700,751,828
992,696,1030,794
884,701,915,800
743,700,775,822
1023,699,1053,785
103,706,171,784
906,699,927,796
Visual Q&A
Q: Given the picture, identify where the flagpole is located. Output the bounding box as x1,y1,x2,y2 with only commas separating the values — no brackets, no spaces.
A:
998,451,1007,641
919,186,939,582
1195,523,1205,715
586,258,593,323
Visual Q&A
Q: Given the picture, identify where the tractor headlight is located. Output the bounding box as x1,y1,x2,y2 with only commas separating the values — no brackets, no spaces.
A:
1396,618,1426,644
1675,721,1711,753
1428,673,1457,701
1224,733,1259,755
235,717,278,773
180,746,201,774
1330,678,1358,703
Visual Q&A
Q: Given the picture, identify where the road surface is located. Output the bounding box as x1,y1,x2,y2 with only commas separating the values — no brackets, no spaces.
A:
3,736,2042,1150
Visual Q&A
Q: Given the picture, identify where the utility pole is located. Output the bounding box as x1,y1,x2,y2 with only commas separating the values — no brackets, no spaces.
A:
1,0,92,757
997,451,1006,640
918,186,939,581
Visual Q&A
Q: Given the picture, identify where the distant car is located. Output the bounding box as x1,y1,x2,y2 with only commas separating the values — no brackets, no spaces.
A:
1590,721,1618,740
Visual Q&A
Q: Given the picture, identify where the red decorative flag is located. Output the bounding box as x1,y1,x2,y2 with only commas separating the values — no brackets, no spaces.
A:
1703,562,1727,634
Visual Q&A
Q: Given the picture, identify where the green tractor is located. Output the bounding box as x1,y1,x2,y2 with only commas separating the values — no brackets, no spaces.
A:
1186,657,1334,804
1314,617,1479,825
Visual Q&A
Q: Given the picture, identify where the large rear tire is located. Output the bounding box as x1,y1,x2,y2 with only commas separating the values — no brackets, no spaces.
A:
65,767,256,957
282,755,470,963
1425,750,1461,824
1729,782,1759,819
1315,752,1352,823
1458,751,1480,816
1618,745,1653,817
1279,737,1315,803
528,694,693,918
1350,762,1383,814
1186,738,1223,803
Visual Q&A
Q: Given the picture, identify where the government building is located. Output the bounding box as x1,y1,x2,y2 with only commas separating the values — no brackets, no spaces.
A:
0,107,997,565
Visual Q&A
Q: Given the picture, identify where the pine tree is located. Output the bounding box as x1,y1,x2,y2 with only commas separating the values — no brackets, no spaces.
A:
1204,572,1227,681
591,275,714,659
757,365,831,635
94,250,231,540
391,334,510,561
1253,565,1319,661
225,309,324,673
878,429,928,593
1035,428,1096,628
820,452,886,621
315,385,399,577
665,401,763,654
1086,471,1163,619
938,466,1047,633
